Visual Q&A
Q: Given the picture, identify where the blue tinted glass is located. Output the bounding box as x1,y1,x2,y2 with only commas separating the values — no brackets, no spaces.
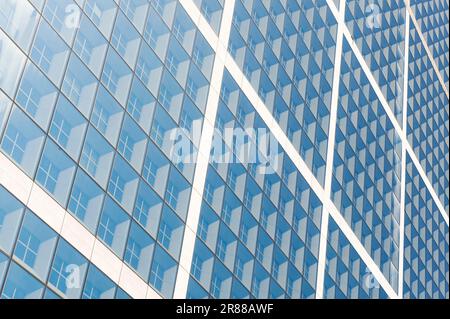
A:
1,262,44,299
0,0,447,300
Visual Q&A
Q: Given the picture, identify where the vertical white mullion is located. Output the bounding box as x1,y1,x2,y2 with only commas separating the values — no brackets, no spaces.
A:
173,0,236,299
398,8,411,299
403,4,449,224
341,24,449,226
406,5,449,98
315,0,346,300
222,12,397,301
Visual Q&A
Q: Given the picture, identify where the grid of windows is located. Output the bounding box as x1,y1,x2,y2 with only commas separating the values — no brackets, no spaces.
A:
0,0,448,300
324,218,389,299
406,22,449,214
186,71,323,299
0,186,130,299
0,0,216,299
403,155,449,298
227,0,339,185
332,39,403,291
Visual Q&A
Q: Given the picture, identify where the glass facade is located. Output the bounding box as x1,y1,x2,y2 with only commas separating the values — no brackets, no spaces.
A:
332,38,402,291
403,154,449,298
345,0,407,124
227,0,338,185
186,70,323,299
0,0,448,299
409,0,449,90
407,21,449,214
0,186,131,299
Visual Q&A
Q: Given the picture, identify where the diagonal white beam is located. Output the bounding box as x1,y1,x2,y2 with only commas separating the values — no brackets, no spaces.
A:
405,2,449,98
315,0,346,300
225,53,398,299
0,153,162,299
173,0,236,299
177,0,398,298
341,25,449,225
398,8,411,298
2,0,445,301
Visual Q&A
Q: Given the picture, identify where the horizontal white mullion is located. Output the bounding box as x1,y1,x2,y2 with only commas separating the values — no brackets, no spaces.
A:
224,52,397,298
0,153,162,299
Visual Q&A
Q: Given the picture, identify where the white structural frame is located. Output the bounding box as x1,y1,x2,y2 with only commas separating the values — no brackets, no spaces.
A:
398,7,411,298
0,152,162,299
0,0,448,299
173,0,236,299
315,0,346,299
405,1,449,98
177,0,449,299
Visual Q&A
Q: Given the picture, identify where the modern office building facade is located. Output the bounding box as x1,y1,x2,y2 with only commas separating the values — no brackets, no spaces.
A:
0,0,448,299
